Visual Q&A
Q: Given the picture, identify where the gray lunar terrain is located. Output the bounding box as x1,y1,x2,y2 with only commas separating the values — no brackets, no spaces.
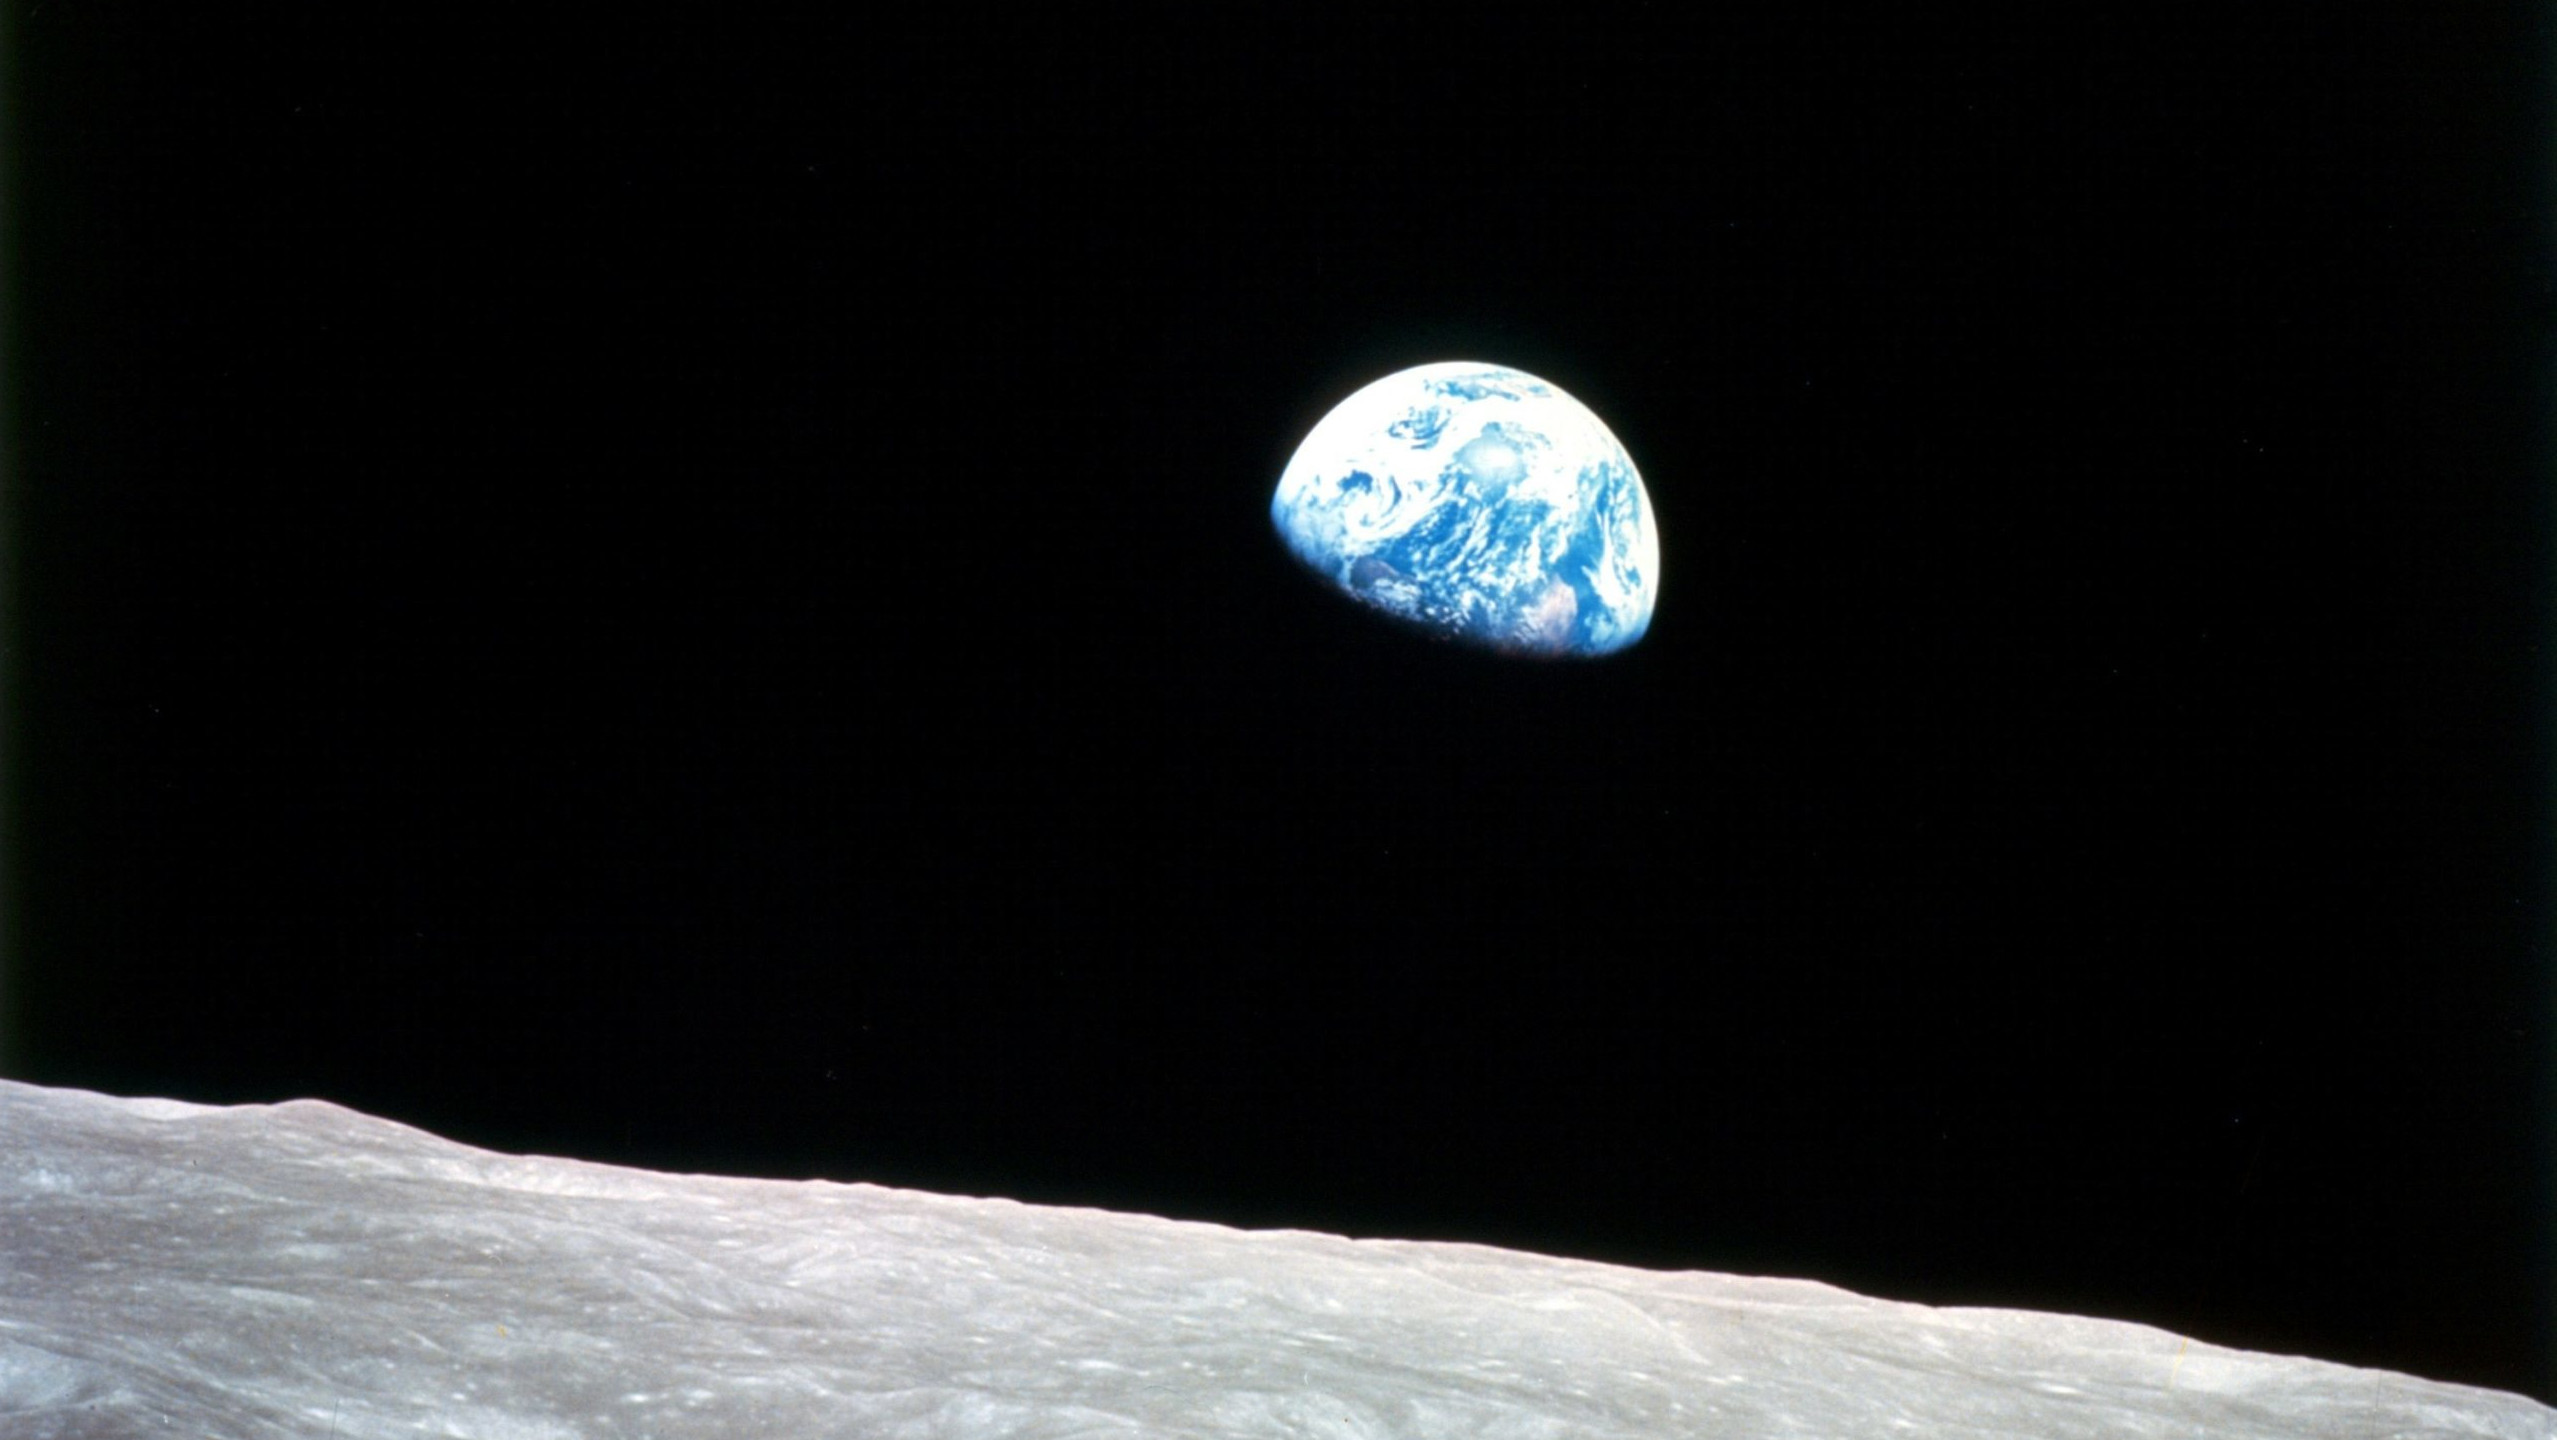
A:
0,1079,2545,1438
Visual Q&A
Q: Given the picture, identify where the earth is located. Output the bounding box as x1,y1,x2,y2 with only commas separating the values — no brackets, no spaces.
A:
1271,361,1659,657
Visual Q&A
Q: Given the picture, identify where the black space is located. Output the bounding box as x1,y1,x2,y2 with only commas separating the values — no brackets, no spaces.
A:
8,4,2552,1401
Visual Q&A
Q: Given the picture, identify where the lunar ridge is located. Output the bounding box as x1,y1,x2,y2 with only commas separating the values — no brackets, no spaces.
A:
0,1080,2544,1439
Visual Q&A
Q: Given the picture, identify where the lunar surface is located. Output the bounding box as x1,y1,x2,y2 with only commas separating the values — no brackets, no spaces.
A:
1,1080,2544,1438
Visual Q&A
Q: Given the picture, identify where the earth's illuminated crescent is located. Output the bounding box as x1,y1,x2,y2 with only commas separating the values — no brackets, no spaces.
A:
1271,361,1659,658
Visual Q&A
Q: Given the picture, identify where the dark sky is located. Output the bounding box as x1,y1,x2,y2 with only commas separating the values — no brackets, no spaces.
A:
10,5,2551,1400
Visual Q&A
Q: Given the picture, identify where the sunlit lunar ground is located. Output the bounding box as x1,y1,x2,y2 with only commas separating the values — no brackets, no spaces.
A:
1,1080,2545,1438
